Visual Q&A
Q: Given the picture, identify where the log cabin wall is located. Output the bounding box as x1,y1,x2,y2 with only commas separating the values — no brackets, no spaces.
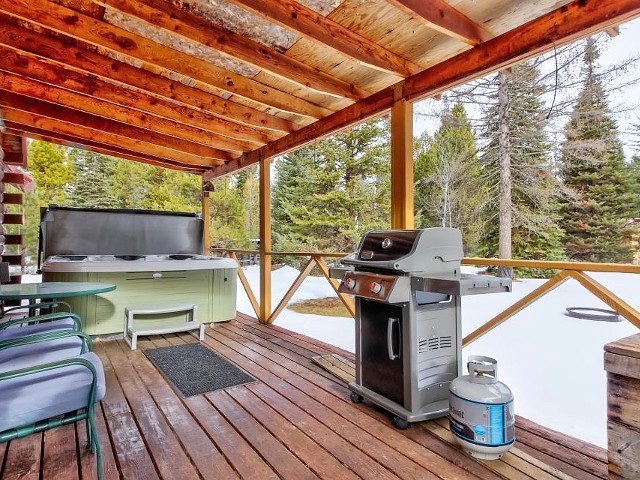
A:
604,334,640,479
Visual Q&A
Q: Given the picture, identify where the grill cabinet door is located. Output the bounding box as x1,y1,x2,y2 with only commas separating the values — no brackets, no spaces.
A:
359,300,405,406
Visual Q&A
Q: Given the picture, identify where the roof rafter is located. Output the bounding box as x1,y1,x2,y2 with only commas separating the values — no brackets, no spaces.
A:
0,95,229,167
0,0,333,118
0,70,259,154
0,48,270,150
0,18,295,133
386,0,492,45
224,0,420,77
96,0,369,100
205,0,640,179
4,108,223,167
0,89,235,161
5,124,205,172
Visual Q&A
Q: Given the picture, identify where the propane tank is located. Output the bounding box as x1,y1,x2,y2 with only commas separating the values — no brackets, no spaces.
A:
449,356,515,460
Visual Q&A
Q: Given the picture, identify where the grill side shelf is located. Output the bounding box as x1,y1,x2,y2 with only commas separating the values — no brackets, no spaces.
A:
412,274,512,296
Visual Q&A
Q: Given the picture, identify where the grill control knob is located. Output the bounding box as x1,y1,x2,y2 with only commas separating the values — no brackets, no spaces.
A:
344,278,357,290
370,282,383,294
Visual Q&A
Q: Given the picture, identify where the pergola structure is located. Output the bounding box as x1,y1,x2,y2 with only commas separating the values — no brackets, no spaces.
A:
0,0,639,321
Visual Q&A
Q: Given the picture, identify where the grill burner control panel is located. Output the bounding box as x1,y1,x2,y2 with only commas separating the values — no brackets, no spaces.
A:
339,271,403,302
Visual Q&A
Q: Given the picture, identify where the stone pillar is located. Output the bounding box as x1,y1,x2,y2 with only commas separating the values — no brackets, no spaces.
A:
604,334,640,479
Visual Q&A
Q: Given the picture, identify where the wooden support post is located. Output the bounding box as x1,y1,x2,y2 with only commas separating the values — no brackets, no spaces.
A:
390,96,414,229
259,158,272,323
604,334,640,479
201,185,210,255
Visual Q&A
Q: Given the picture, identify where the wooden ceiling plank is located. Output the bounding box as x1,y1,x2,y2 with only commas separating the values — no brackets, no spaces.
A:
0,0,333,119
209,0,420,77
4,110,222,167
0,19,296,133
0,89,235,161
96,0,369,100
205,0,640,179
386,0,492,45
5,123,204,172
0,52,265,151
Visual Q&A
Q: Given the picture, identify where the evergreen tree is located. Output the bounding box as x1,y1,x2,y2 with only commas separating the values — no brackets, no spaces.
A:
26,141,73,204
558,38,636,263
414,102,486,253
23,140,75,259
478,62,565,275
67,150,120,208
272,120,390,255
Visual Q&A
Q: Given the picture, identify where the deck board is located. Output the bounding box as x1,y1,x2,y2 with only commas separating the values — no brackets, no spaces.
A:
1,314,609,479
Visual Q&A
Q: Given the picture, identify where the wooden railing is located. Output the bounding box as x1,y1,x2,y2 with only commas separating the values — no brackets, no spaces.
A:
211,249,354,324
211,248,640,342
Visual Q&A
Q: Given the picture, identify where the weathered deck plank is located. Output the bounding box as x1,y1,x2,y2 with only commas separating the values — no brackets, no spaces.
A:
0,315,608,479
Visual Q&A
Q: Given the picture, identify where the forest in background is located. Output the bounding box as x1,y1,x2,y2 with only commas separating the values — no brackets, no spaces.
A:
16,35,640,275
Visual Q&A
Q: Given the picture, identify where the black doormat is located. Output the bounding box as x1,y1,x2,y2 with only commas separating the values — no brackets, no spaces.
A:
144,343,255,397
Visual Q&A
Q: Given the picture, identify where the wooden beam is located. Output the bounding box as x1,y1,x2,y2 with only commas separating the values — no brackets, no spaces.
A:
0,66,260,153
0,0,333,118
390,97,414,229
259,157,272,323
205,0,640,179
96,0,368,100
0,90,234,162
3,110,221,167
267,257,316,324
0,19,296,133
227,251,260,318
606,25,620,37
5,124,206,172
202,187,210,255
0,44,277,146
569,271,640,329
313,256,356,317
462,270,572,347
386,0,492,45
225,0,420,76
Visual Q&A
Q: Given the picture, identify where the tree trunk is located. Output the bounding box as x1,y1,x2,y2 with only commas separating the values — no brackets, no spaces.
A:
497,71,513,278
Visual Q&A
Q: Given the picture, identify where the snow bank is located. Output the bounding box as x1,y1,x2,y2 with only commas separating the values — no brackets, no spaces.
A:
236,265,639,447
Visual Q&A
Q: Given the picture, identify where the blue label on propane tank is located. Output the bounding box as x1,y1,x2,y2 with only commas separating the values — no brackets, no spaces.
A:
490,405,504,444
474,425,487,436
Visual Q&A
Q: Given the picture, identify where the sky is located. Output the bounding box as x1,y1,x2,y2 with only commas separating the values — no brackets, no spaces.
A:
413,17,640,160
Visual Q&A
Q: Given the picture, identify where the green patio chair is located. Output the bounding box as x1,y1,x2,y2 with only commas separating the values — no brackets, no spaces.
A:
0,312,83,343
0,330,105,479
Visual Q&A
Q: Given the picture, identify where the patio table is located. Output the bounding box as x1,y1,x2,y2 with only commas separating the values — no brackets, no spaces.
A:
0,282,116,313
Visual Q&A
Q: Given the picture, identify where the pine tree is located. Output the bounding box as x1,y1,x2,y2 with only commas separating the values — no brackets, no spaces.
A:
414,102,486,253
272,120,391,254
478,62,565,276
23,140,75,259
558,38,636,263
27,140,73,204
67,150,120,208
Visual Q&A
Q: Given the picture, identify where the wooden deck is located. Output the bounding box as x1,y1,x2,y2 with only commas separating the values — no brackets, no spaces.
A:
0,312,608,479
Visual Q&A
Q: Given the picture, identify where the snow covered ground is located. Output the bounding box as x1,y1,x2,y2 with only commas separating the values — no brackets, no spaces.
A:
236,264,639,448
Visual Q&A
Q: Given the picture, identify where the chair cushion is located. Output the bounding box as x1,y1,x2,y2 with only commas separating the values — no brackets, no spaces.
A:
0,352,105,432
0,336,86,374
0,317,76,342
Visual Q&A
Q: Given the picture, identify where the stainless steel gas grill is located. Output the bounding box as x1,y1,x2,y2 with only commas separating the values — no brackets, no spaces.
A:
332,227,511,429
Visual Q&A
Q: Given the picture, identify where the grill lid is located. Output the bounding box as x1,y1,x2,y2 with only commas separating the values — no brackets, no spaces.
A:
341,227,463,274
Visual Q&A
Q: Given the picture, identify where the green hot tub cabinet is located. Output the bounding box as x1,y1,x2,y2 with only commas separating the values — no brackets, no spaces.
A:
43,269,237,335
